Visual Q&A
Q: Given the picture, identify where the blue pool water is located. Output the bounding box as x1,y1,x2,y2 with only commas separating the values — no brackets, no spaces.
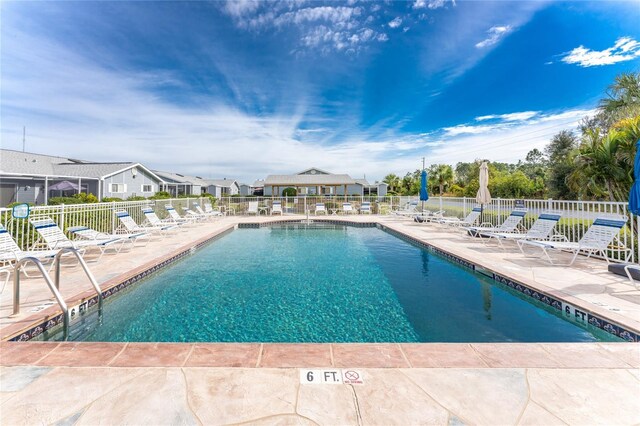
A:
78,225,618,342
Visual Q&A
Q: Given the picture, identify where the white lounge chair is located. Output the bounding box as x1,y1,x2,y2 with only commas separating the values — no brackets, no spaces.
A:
115,210,178,237
247,201,259,215
435,207,482,227
359,202,372,214
204,202,228,216
342,203,355,214
314,203,327,215
68,226,150,248
392,200,419,216
193,202,222,219
518,215,629,265
0,224,60,268
271,200,283,215
163,205,200,224
478,212,563,248
465,209,528,237
623,264,640,289
29,216,123,261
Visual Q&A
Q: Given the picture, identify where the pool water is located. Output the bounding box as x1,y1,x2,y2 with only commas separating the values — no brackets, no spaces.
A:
78,225,618,342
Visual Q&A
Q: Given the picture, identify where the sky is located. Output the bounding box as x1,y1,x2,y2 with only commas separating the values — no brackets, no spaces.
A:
1,0,639,183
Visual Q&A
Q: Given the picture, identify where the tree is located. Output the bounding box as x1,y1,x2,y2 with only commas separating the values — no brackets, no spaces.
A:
568,129,629,201
428,164,454,195
383,174,401,194
600,72,640,116
545,130,578,199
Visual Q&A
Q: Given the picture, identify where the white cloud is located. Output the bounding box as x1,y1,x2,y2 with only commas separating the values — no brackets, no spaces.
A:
475,25,513,48
412,0,454,10
221,3,388,53
561,36,640,67
388,17,402,28
475,111,538,122
222,0,261,18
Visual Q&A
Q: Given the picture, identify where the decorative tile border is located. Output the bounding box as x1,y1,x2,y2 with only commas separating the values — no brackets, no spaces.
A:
7,226,236,342
238,218,377,228
379,224,639,343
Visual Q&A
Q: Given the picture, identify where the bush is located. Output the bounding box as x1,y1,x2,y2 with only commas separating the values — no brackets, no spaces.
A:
74,192,98,203
102,197,123,202
6,201,34,209
148,191,171,200
48,196,83,205
282,187,297,196
126,195,147,201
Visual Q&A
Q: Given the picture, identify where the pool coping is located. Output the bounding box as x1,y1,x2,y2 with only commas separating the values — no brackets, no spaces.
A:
2,216,639,344
1,341,638,369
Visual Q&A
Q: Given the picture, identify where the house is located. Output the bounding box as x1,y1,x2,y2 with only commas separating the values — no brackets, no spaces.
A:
238,179,265,196
203,179,240,198
264,167,367,196
153,171,211,197
354,179,388,197
0,149,163,205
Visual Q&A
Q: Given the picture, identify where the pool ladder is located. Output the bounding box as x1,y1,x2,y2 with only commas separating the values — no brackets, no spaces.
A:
11,248,103,340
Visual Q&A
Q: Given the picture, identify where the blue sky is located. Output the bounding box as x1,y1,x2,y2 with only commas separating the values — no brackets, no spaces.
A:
1,1,639,182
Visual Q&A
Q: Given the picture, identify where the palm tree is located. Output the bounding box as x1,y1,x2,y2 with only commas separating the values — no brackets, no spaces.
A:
429,164,454,195
568,129,629,201
600,72,640,115
383,174,401,194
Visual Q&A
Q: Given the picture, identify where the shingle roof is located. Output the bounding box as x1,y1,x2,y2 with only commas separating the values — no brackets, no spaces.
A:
205,179,237,188
0,149,140,179
264,174,356,185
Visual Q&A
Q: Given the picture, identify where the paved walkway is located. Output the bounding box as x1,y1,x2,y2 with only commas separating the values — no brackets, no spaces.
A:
1,214,639,424
1,341,639,425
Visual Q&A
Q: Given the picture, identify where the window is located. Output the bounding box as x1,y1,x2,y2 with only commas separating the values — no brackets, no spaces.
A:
141,184,154,193
110,183,126,193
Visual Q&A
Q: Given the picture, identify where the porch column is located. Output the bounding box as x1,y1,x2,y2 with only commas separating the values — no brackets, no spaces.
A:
344,184,347,200
98,179,103,201
78,178,82,194
44,176,49,205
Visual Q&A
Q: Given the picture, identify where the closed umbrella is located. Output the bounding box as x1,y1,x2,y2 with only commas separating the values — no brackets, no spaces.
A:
476,161,492,224
629,140,640,215
420,169,428,213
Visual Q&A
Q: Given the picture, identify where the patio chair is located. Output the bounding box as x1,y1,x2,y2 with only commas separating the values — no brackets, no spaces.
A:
433,207,482,227
115,210,178,237
314,203,327,215
518,215,629,266
0,223,60,269
359,202,372,214
163,205,200,224
342,203,356,214
271,200,283,215
29,216,123,261
247,201,259,215
478,212,563,248
464,208,528,237
204,202,228,216
392,200,420,216
193,202,222,219
68,226,150,248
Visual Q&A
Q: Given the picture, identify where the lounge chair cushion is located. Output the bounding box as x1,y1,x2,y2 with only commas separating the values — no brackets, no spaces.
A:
608,263,640,280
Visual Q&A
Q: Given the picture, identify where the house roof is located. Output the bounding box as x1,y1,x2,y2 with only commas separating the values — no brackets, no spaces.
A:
0,149,162,181
296,167,331,175
264,174,356,186
205,179,238,188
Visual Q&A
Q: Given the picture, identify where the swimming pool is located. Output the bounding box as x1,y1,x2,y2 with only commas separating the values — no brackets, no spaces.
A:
72,224,618,343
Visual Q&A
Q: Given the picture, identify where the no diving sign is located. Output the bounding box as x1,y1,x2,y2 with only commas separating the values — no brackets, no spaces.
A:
300,369,364,385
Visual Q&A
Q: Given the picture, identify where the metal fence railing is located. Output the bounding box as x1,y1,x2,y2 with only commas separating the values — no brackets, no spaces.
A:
0,195,637,264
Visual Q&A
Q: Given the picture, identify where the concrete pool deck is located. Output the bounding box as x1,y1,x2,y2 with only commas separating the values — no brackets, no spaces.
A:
1,214,639,424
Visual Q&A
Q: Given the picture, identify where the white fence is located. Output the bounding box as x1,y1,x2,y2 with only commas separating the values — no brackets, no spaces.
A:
0,195,637,263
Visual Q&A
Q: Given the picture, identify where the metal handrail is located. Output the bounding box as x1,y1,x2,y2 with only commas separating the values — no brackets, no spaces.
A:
12,247,103,340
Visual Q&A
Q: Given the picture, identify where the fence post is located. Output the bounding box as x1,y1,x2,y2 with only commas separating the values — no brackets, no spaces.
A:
111,201,116,233
303,196,307,215
547,198,553,211
60,204,65,229
463,197,467,218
